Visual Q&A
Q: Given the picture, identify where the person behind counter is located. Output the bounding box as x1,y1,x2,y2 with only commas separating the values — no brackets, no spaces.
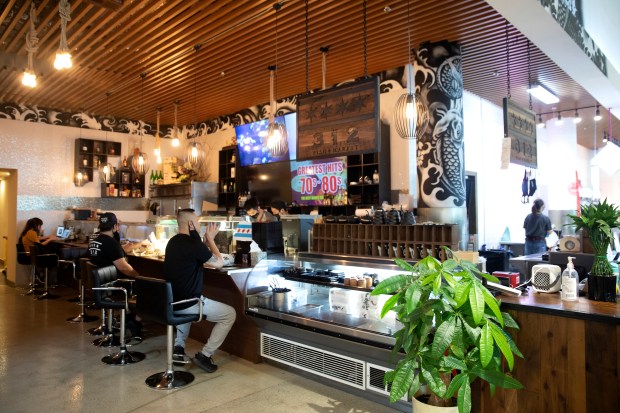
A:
88,212,143,337
523,198,553,255
269,199,288,221
20,217,57,253
244,197,276,222
164,208,235,373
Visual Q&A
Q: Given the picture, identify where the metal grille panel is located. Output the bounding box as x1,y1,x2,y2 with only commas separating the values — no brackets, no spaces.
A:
261,333,365,389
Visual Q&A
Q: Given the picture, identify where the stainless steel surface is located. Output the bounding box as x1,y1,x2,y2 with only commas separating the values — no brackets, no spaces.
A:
149,182,218,215
417,207,468,251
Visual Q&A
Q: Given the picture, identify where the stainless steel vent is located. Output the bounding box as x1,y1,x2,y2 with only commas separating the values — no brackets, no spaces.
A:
261,333,365,389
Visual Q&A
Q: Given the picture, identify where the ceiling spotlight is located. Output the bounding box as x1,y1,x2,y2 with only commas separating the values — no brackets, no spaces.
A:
594,105,602,121
573,109,582,123
555,112,563,125
527,82,559,104
536,114,545,128
603,131,608,143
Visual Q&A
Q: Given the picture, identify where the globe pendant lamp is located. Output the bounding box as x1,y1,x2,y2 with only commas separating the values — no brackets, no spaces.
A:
393,0,417,140
266,4,288,157
185,44,205,171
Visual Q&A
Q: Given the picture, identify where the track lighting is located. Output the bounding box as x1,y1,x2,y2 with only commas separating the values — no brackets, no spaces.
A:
573,109,581,123
536,114,544,128
555,112,563,125
594,105,602,121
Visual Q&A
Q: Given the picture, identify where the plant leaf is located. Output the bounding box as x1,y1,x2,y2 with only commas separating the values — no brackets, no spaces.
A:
443,355,467,371
501,312,519,329
380,292,401,319
394,258,416,272
470,366,524,389
469,282,485,325
479,322,493,368
455,279,471,308
445,372,467,399
490,322,515,370
371,274,409,296
405,282,422,314
457,377,472,413
421,365,447,399
389,358,416,403
482,288,503,327
431,316,456,359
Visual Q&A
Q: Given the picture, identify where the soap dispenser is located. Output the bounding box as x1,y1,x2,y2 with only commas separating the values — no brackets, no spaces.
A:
561,256,579,301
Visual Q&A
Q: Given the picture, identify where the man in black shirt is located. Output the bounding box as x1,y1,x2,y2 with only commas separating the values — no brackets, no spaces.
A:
163,208,235,373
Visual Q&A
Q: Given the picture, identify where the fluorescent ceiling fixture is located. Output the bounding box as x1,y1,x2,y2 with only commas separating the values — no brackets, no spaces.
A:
527,83,559,104
591,143,620,175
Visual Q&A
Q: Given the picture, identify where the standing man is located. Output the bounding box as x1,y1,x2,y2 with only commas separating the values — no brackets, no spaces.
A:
163,208,235,373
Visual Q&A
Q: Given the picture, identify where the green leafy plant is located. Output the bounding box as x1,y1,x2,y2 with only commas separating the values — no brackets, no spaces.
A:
371,250,523,413
566,199,620,276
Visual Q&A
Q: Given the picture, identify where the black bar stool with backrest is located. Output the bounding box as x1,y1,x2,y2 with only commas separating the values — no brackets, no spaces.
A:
91,265,145,365
136,276,202,389
82,259,109,338
30,243,74,300
17,243,37,295
66,254,99,323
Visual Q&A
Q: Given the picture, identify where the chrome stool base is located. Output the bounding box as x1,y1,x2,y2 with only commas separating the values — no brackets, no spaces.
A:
102,349,145,366
93,334,121,347
36,292,59,300
146,370,195,390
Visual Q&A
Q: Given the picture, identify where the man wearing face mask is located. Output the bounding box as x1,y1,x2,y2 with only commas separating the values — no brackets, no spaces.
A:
243,197,276,222
164,208,235,373
88,212,143,337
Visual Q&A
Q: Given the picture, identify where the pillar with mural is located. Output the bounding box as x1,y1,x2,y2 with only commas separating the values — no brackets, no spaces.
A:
414,40,468,250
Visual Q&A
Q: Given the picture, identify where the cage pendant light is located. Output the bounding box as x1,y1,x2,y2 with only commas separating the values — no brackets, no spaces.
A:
266,3,288,157
394,0,417,140
99,92,116,183
132,73,149,175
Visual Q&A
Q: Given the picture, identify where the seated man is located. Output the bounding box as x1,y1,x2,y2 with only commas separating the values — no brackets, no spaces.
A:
244,197,276,222
88,212,142,337
164,208,235,373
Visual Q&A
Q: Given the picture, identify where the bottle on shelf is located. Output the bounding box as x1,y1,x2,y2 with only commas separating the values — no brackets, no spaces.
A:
122,156,128,168
223,182,228,192
373,170,379,184
150,170,155,185
231,166,236,178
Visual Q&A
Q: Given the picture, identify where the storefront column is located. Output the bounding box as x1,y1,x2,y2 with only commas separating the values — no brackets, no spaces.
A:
415,40,468,250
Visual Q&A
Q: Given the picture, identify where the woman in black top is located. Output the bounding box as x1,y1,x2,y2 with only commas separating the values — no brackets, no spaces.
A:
523,199,553,255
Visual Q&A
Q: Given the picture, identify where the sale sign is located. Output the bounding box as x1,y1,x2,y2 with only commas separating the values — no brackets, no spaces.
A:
290,157,348,206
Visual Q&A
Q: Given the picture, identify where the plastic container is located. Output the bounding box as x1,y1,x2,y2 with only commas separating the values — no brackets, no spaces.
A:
561,256,579,301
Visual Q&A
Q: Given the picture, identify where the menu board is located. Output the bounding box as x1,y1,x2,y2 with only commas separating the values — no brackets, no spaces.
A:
290,157,347,206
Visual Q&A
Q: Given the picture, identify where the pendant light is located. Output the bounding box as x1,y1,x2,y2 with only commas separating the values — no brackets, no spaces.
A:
132,73,149,175
154,107,162,164
393,0,418,140
266,3,288,157
171,100,181,147
98,92,116,183
22,2,38,88
185,45,205,170
54,0,72,70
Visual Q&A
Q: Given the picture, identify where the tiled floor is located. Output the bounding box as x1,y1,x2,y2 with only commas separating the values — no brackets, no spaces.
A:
0,274,399,413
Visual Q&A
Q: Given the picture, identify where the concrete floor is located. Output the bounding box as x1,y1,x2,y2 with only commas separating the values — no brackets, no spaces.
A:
0,275,399,413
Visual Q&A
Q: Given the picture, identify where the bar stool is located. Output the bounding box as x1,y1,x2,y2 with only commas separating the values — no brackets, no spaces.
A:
17,243,38,296
81,259,109,337
136,276,202,389
91,265,145,365
66,255,99,323
30,243,73,300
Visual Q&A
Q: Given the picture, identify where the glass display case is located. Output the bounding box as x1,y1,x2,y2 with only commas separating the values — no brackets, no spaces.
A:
245,256,404,347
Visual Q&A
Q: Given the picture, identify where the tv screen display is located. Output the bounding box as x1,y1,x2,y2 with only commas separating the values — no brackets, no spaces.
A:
245,161,292,204
236,114,297,166
290,157,347,206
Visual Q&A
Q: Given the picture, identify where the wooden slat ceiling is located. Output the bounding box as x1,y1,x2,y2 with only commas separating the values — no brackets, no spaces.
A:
1,0,616,149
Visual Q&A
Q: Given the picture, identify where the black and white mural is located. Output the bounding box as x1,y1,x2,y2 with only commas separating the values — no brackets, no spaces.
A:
415,41,465,208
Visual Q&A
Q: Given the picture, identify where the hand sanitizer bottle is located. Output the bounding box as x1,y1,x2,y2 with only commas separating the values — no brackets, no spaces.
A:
561,256,578,301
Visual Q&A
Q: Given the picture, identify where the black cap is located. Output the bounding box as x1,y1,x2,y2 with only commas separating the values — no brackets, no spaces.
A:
98,212,118,231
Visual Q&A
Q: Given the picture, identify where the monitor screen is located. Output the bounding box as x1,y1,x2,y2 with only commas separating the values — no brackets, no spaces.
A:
236,115,290,166
290,157,347,206
245,161,292,204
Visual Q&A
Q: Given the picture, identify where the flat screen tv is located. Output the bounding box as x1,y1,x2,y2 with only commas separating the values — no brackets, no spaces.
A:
235,113,297,166
290,156,347,206
245,161,293,204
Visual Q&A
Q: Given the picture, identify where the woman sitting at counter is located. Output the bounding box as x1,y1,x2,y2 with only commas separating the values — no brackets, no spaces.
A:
20,217,57,253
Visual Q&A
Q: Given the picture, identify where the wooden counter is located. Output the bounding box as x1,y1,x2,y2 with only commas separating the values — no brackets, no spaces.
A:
127,255,261,363
474,291,620,413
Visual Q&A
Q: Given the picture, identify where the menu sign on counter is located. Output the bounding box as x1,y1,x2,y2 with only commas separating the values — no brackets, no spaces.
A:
290,157,347,206
296,77,379,160
503,97,537,168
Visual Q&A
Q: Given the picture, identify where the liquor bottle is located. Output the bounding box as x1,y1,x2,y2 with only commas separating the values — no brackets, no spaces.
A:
122,156,128,168
150,170,155,185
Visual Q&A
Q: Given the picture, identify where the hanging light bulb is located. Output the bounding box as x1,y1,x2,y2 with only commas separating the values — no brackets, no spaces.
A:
154,107,162,158
603,131,608,143
573,109,582,123
172,101,180,147
536,114,545,128
265,5,288,157
98,92,116,183
132,73,150,175
555,112,563,125
185,140,205,169
22,2,38,88
54,0,72,70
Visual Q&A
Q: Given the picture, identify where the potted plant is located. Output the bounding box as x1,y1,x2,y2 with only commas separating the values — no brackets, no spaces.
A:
566,198,620,302
371,250,523,413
